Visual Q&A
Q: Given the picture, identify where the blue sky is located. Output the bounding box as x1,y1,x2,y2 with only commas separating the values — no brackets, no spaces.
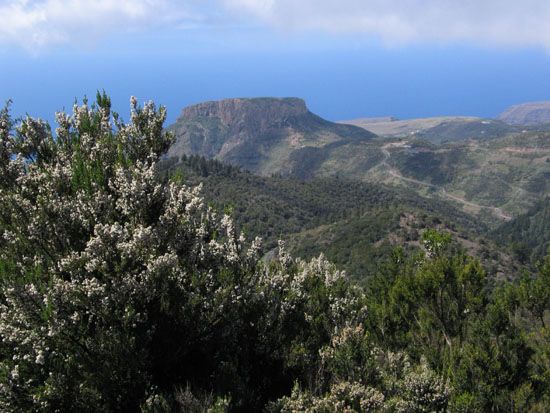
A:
1,0,550,125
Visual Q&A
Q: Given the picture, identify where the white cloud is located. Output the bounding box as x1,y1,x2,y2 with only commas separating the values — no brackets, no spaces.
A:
2,0,550,51
0,0,198,50
223,0,550,49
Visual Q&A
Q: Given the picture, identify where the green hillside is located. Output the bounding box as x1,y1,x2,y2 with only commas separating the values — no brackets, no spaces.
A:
160,155,519,279
498,100,550,125
379,133,550,218
414,118,519,143
491,197,550,263
341,116,521,143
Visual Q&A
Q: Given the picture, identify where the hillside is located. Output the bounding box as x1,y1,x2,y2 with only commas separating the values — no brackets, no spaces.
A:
160,155,519,279
414,118,519,143
498,101,550,125
168,97,376,176
491,197,550,263
372,133,550,218
340,116,519,143
340,116,480,136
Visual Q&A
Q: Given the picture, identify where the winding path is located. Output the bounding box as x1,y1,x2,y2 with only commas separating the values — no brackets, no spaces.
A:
379,142,512,221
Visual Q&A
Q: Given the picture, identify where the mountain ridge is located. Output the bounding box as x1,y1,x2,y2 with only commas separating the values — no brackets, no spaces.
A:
339,116,520,143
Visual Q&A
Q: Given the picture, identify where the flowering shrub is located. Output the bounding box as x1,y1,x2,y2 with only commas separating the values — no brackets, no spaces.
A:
273,381,385,413
271,325,450,412
0,94,369,411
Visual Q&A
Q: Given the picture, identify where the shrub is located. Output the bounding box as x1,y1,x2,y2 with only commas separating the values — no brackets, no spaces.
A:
0,94,367,411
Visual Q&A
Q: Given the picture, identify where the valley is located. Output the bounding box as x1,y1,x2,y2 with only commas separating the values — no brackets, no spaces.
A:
167,97,549,225
160,97,550,282
161,154,519,280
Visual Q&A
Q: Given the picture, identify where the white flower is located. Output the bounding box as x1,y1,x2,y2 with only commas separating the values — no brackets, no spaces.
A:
35,351,45,365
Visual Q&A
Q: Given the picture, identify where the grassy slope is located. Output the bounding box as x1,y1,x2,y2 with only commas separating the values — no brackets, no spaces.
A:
281,132,548,223
339,116,521,143
338,116,482,137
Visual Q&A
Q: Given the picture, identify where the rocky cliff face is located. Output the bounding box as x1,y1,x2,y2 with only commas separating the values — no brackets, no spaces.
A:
498,101,550,125
167,97,376,176
180,97,309,131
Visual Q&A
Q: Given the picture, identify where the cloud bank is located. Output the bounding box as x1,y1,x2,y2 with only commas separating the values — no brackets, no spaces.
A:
2,0,550,51
225,0,550,49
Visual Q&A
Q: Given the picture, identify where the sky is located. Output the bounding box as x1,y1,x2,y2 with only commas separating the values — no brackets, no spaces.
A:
1,0,550,125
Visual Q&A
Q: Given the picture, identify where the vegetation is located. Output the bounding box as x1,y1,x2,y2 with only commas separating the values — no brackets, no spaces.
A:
167,100,550,221
341,116,524,143
363,234,550,411
413,119,520,143
491,197,550,264
160,155,519,280
385,135,550,218
0,95,548,411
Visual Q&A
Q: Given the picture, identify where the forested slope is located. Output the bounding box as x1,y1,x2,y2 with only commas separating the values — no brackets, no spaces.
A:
491,197,550,263
161,155,520,279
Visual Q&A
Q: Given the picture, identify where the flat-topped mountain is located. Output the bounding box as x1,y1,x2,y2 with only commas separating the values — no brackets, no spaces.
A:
498,101,550,125
167,97,376,176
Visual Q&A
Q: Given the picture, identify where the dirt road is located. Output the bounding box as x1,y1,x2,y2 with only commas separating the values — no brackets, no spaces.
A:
379,142,512,221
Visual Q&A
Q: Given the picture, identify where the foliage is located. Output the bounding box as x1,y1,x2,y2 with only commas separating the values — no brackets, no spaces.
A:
491,197,550,264
269,325,450,413
0,94,548,412
364,242,549,411
0,95,365,411
160,154,506,280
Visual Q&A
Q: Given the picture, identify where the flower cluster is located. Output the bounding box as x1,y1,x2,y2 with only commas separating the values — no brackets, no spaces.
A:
273,325,451,412
0,94,369,411
275,381,384,413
